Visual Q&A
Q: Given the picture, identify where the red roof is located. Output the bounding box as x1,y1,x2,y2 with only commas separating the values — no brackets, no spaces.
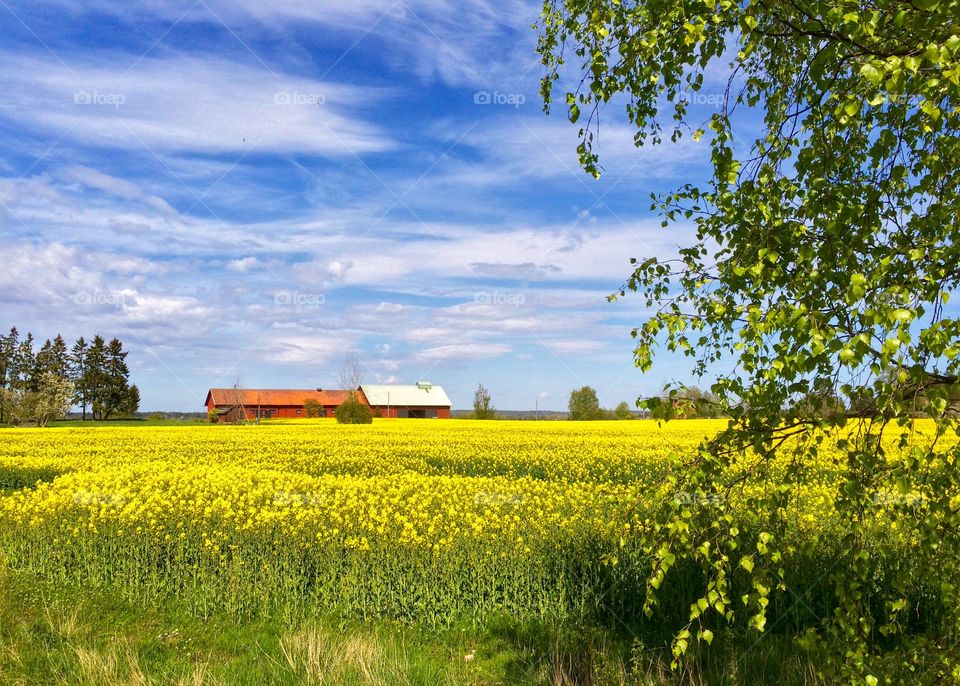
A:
205,388,353,407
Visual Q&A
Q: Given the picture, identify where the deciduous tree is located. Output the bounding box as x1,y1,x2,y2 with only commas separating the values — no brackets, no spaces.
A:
473,384,496,419
539,0,960,678
613,400,634,420
568,386,603,420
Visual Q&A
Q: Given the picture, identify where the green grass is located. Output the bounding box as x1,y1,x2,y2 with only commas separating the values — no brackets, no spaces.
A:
0,564,832,686
0,565,474,686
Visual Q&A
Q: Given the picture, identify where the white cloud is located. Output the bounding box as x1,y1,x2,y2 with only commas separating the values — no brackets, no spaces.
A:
0,241,213,342
34,0,541,90
63,165,176,215
539,339,608,354
120,291,212,325
0,53,395,157
432,116,708,186
227,257,259,272
263,329,354,364
410,342,511,362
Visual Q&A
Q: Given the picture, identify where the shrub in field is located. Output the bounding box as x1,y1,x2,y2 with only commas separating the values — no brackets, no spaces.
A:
303,399,322,418
335,394,372,424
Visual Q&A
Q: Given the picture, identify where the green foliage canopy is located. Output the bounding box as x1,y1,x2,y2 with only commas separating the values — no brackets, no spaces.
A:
303,398,323,418
335,393,373,425
568,386,604,420
613,400,634,420
539,0,960,679
473,384,497,419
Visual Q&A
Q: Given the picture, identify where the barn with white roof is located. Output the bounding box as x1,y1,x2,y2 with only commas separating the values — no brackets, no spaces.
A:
357,381,452,418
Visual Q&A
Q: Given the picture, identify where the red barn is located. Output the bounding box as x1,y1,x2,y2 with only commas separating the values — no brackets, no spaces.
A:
204,388,353,422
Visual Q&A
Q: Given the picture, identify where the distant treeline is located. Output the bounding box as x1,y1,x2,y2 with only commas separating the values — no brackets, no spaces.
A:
0,328,139,425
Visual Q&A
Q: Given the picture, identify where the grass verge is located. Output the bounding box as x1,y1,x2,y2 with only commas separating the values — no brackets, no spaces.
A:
0,562,835,686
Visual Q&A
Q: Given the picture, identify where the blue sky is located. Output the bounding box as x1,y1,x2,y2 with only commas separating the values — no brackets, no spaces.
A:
0,0,723,411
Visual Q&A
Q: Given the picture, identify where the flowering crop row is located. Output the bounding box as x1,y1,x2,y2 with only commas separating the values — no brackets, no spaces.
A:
0,419,946,626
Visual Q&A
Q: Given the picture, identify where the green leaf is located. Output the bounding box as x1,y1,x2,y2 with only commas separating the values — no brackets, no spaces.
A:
860,63,883,86
848,273,867,301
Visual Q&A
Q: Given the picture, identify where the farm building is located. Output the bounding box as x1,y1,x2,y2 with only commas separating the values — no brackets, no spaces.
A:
357,381,452,418
204,388,353,422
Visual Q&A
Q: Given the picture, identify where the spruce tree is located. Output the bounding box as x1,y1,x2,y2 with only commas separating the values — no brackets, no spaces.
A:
103,338,131,420
85,335,107,420
49,335,70,380
121,384,140,417
0,328,18,423
70,337,89,421
16,332,36,392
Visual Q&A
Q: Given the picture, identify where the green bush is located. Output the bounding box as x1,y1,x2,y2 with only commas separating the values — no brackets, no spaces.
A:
303,399,322,418
335,394,373,424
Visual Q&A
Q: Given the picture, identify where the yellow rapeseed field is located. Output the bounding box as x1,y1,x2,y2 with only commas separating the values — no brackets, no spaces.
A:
0,419,941,624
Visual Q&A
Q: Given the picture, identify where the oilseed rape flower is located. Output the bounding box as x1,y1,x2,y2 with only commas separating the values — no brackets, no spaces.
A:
0,418,949,625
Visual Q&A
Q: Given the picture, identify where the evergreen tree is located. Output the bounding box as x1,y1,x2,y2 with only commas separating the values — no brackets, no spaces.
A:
1,330,134,424
119,383,140,417
0,328,18,423
48,335,71,380
85,335,108,420
70,336,89,420
102,337,131,420
34,338,53,385
15,332,36,392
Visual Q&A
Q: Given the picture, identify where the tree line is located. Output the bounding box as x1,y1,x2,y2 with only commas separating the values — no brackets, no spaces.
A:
470,384,642,420
0,328,139,426
568,386,639,420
